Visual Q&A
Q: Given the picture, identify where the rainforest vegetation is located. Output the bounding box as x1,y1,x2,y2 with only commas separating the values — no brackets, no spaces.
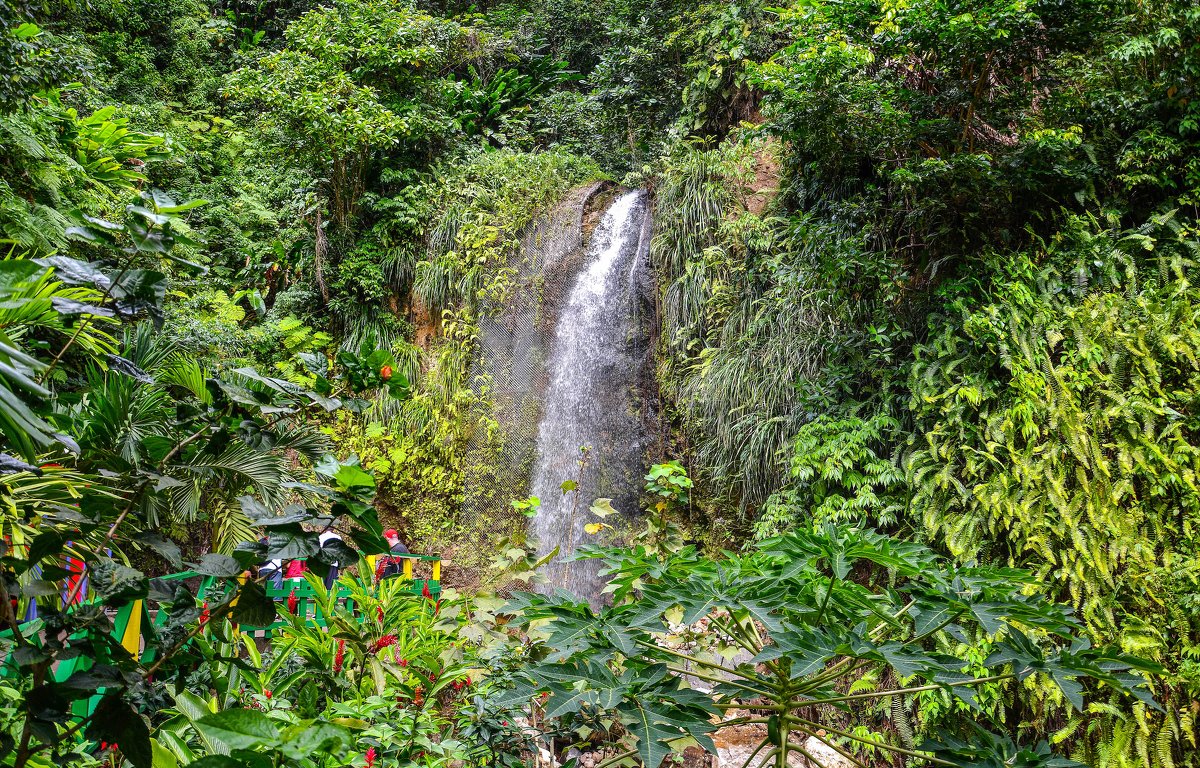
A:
0,0,1198,766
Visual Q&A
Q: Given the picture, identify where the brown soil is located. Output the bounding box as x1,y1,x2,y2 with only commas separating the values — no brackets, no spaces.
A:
409,294,437,349
743,138,782,217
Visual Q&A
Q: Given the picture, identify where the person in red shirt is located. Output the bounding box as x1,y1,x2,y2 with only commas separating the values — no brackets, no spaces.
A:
375,529,410,581
284,558,307,581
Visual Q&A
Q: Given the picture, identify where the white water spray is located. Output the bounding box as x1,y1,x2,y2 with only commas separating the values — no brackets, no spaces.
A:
529,190,651,600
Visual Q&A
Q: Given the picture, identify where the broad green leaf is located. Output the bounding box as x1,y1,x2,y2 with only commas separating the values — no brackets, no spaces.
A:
194,709,280,751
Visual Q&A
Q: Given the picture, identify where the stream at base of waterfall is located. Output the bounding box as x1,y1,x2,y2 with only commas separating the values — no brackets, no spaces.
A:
529,189,651,603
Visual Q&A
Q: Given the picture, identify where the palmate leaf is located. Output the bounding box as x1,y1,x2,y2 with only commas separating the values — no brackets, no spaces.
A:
926,723,1084,768
539,608,605,663
615,687,716,768
485,679,542,712
753,626,838,668
732,596,786,633
617,698,687,768
543,681,601,718
507,524,1158,766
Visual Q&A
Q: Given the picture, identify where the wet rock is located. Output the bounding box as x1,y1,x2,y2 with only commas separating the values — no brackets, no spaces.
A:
798,737,856,768
712,724,803,767
679,745,717,767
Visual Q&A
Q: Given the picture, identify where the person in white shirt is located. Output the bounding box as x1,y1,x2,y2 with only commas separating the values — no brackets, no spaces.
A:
319,530,342,589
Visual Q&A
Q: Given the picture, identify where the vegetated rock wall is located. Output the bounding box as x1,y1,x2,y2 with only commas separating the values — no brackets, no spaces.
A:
458,182,660,588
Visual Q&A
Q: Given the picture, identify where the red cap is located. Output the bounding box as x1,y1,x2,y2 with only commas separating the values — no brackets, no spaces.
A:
384,529,398,538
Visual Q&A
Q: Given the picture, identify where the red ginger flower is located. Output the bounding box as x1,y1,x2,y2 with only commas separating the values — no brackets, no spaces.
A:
421,582,431,599
287,589,298,615
263,689,272,699
365,746,377,768
333,639,346,673
376,605,384,623
399,658,408,667
198,601,210,628
369,634,397,653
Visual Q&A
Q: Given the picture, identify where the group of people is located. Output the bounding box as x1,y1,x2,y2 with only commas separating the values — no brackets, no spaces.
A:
258,528,412,590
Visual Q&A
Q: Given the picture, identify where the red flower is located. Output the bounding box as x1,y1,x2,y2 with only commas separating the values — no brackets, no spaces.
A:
198,601,210,628
501,721,508,727
380,365,393,381
263,689,272,699
429,673,437,683
369,634,397,653
365,746,377,768
333,639,345,673
421,582,431,599
287,589,298,615
376,605,384,623
399,658,408,667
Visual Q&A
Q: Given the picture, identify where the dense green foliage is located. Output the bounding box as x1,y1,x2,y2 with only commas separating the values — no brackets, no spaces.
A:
2,0,1199,765
643,1,1200,765
498,524,1157,768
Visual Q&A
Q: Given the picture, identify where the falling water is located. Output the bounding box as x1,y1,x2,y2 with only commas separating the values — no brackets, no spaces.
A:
530,189,651,601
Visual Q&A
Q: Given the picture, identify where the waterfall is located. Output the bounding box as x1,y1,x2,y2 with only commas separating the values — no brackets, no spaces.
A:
529,189,652,601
